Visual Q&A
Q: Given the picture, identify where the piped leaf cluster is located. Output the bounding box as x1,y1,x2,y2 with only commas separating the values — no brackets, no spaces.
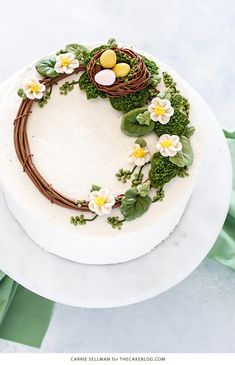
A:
120,187,152,221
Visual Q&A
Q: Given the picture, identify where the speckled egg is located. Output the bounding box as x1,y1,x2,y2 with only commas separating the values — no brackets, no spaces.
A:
112,63,130,78
100,50,117,68
94,69,116,86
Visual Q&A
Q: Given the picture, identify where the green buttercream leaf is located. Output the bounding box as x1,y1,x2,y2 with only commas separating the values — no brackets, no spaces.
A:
136,111,152,125
168,151,185,167
65,43,89,60
183,125,195,138
35,57,59,78
137,181,151,197
181,135,193,166
135,138,147,147
17,88,26,99
169,136,193,167
120,188,151,221
90,184,101,192
121,107,155,137
108,38,117,47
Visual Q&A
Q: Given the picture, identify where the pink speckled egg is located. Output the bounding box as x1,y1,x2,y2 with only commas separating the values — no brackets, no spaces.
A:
94,69,116,86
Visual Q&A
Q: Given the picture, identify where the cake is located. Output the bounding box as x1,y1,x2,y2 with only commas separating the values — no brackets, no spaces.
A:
0,39,203,264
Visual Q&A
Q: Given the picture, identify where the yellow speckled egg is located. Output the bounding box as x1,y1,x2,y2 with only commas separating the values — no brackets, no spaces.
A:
112,63,130,78
100,50,117,68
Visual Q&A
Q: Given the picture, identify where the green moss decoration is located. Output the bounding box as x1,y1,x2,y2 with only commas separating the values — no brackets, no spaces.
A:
170,93,190,117
154,75,191,137
142,55,160,98
109,55,159,112
110,88,150,113
149,153,186,188
154,110,189,136
141,55,159,76
79,42,159,111
116,51,132,64
78,72,107,99
162,72,177,92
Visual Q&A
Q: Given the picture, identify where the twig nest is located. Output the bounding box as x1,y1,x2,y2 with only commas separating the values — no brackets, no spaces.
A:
112,63,130,78
87,47,150,98
100,49,117,68
94,69,116,86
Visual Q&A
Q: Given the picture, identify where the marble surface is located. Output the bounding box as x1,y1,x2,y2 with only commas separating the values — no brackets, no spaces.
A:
0,0,235,353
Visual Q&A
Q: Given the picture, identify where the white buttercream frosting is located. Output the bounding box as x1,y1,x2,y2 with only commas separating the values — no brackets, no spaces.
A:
0,45,204,264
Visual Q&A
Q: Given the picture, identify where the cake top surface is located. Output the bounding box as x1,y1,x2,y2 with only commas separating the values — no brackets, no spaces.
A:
0,40,204,236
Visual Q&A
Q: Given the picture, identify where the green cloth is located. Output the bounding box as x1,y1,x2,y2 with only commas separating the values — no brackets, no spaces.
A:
0,271,54,348
208,130,235,270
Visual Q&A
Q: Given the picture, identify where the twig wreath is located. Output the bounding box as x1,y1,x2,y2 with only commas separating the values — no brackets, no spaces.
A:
15,38,195,229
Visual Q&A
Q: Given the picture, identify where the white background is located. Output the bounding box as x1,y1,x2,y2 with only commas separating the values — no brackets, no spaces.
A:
0,0,235,353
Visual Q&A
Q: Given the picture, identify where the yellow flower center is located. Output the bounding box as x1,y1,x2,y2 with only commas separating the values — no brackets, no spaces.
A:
60,58,71,67
160,139,173,148
95,196,106,207
154,105,166,116
132,147,147,158
29,82,40,93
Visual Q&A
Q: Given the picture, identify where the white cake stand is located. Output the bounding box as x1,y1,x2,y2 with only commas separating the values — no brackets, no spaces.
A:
0,68,232,308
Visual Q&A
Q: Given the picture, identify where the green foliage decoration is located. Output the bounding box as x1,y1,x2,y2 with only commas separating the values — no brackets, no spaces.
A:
120,187,151,221
149,153,186,188
121,107,155,137
35,57,59,78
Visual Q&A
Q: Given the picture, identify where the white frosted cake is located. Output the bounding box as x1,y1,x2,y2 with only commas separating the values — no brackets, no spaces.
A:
0,39,203,264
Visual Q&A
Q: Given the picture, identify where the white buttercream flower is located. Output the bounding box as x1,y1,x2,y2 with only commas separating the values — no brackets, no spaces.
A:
148,97,174,124
88,189,115,216
23,78,46,100
156,134,182,157
127,143,151,166
54,52,79,74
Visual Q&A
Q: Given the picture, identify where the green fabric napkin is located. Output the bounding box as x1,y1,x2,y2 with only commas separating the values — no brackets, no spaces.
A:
208,130,235,270
0,271,54,348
